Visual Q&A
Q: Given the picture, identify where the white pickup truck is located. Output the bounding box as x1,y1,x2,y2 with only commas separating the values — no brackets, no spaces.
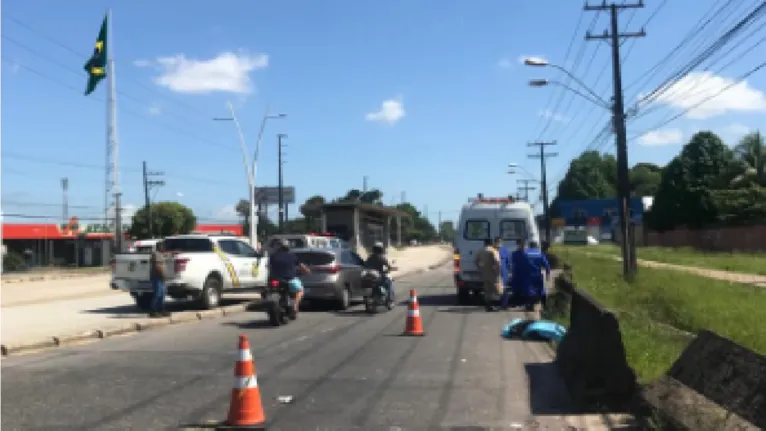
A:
110,234,268,310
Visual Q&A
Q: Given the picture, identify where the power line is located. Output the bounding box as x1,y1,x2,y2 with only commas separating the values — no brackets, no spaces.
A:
2,151,240,187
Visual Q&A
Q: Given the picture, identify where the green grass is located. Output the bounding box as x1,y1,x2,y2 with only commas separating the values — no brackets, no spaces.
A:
557,244,766,276
553,251,766,383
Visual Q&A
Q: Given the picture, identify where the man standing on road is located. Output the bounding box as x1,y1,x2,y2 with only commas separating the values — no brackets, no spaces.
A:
526,241,551,310
505,237,533,310
475,238,502,312
149,242,170,318
496,237,512,302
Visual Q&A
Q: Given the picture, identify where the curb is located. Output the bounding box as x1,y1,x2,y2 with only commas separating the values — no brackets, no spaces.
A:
2,271,109,285
0,301,258,357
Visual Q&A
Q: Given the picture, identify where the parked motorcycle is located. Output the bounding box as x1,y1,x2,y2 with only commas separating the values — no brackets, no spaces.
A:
362,269,395,314
264,278,297,326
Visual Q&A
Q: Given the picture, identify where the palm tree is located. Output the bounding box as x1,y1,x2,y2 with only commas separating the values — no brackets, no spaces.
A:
731,131,766,186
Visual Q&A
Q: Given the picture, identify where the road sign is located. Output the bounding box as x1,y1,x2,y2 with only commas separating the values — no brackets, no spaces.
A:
254,186,296,205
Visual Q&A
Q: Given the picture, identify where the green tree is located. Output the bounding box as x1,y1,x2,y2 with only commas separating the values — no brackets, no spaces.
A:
629,162,662,197
550,150,617,216
731,131,766,186
299,195,326,232
129,201,196,238
439,220,456,242
647,131,733,230
392,202,437,242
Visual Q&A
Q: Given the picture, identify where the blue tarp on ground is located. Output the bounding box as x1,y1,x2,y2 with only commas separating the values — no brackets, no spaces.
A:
501,318,567,342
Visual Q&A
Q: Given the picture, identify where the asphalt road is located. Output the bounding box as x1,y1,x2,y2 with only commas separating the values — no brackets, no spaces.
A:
2,266,581,430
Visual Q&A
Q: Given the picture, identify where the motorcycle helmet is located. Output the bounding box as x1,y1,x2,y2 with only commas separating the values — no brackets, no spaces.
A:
277,238,290,250
372,241,385,253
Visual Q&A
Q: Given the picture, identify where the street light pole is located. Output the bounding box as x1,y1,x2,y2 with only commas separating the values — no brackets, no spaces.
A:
215,104,286,248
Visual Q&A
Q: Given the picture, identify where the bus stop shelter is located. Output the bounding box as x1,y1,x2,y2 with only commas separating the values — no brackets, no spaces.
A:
319,202,408,253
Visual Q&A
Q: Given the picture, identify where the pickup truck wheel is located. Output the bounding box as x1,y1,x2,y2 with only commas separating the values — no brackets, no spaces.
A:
134,294,153,311
336,287,351,311
199,275,222,310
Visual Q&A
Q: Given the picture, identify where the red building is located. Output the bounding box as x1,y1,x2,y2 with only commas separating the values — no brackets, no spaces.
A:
2,222,243,268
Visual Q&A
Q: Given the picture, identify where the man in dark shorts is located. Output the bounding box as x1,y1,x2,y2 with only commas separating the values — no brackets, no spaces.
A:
267,239,310,315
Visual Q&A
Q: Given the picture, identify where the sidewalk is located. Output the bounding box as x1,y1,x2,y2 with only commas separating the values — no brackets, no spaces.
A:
579,251,766,288
2,267,109,284
0,245,452,347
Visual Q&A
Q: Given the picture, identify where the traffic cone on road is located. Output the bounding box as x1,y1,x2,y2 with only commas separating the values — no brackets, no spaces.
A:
403,289,425,336
225,334,266,429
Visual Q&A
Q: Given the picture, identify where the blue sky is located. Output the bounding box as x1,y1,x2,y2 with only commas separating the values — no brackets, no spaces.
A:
3,0,766,227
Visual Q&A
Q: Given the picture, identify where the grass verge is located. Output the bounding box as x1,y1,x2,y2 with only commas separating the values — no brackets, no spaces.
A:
558,243,766,276
550,250,766,383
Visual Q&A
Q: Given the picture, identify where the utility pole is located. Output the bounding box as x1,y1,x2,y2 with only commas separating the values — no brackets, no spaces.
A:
61,178,69,226
528,141,557,243
516,179,537,202
586,0,645,278
277,133,287,232
114,192,123,253
142,161,165,238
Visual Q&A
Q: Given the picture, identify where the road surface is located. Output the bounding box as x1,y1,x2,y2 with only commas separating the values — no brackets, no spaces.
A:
2,266,596,430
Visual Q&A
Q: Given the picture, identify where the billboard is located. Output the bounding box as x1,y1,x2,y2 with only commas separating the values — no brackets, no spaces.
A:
254,186,296,205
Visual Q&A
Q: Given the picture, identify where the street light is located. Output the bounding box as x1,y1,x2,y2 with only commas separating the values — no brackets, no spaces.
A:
527,79,611,110
523,56,608,108
508,163,538,180
215,102,286,248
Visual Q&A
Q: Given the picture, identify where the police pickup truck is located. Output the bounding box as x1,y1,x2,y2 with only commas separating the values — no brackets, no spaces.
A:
110,234,268,310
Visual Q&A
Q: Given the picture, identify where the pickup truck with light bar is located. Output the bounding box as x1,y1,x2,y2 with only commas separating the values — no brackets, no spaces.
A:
453,194,540,305
110,233,268,310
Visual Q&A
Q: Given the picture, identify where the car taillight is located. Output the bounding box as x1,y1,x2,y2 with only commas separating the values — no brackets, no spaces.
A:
269,279,280,288
453,251,460,273
313,264,340,274
174,258,190,273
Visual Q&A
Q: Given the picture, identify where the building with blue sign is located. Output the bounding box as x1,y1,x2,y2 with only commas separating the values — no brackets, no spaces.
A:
554,197,652,243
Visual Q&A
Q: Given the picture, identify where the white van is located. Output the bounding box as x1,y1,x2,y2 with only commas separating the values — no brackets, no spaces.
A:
453,195,540,305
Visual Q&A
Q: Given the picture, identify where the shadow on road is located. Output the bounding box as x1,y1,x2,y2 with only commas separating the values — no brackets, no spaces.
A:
524,362,579,415
81,298,248,316
221,319,276,330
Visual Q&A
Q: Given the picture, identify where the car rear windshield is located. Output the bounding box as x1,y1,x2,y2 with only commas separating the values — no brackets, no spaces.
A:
135,246,155,253
294,251,335,266
463,219,490,240
269,237,307,249
164,238,213,253
500,219,527,240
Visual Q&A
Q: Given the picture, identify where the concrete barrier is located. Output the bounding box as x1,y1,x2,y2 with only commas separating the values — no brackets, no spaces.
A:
641,330,766,429
554,275,638,410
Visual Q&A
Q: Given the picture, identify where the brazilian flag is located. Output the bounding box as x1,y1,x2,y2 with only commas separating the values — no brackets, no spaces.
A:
83,15,108,96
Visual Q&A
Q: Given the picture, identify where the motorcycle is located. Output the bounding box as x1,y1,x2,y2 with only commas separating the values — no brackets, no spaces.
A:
362,269,395,314
264,278,297,326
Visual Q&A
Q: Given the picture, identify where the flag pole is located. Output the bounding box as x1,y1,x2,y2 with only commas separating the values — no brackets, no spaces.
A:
106,8,122,252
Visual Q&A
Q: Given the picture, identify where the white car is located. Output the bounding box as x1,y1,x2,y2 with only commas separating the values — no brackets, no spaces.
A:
111,234,268,310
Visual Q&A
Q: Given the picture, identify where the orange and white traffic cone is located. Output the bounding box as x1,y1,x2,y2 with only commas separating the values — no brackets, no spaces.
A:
403,289,425,336
225,334,267,429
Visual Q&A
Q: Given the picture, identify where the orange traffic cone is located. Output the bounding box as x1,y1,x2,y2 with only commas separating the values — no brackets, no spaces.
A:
225,334,266,429
403,289,425,336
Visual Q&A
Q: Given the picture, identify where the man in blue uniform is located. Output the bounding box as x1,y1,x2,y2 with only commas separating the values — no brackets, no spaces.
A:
525,240,551,310
503,237,533,309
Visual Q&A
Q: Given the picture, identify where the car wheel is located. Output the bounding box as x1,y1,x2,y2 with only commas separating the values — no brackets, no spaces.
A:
199,275,222,310
133,293,154,311
336,287,351,311
457,289,471,305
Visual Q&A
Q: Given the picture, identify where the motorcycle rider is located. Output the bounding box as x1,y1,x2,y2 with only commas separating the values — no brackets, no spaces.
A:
364,241,396,304
267,238,310,315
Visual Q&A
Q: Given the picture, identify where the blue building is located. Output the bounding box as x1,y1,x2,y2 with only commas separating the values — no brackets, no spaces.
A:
556,198,646,229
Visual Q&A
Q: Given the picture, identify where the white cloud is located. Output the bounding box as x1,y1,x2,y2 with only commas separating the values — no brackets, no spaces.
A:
538,109,570,123
215,204,240,221
148,103,162,116
725,123,752,138
649,72,766,119
132,59,152,68
498,58,514,70
365,96,405,125
143,51,268,94
638,128,684,146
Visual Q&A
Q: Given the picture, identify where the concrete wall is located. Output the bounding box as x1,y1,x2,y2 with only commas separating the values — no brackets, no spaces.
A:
646,224,766,252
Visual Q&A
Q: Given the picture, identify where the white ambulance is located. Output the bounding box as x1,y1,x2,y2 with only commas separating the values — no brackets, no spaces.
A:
453,195,540,305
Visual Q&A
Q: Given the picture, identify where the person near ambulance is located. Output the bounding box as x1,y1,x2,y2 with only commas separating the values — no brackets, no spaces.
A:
495,236,512,296
474,238,503,312
504,237,534,310
526,240,551,309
